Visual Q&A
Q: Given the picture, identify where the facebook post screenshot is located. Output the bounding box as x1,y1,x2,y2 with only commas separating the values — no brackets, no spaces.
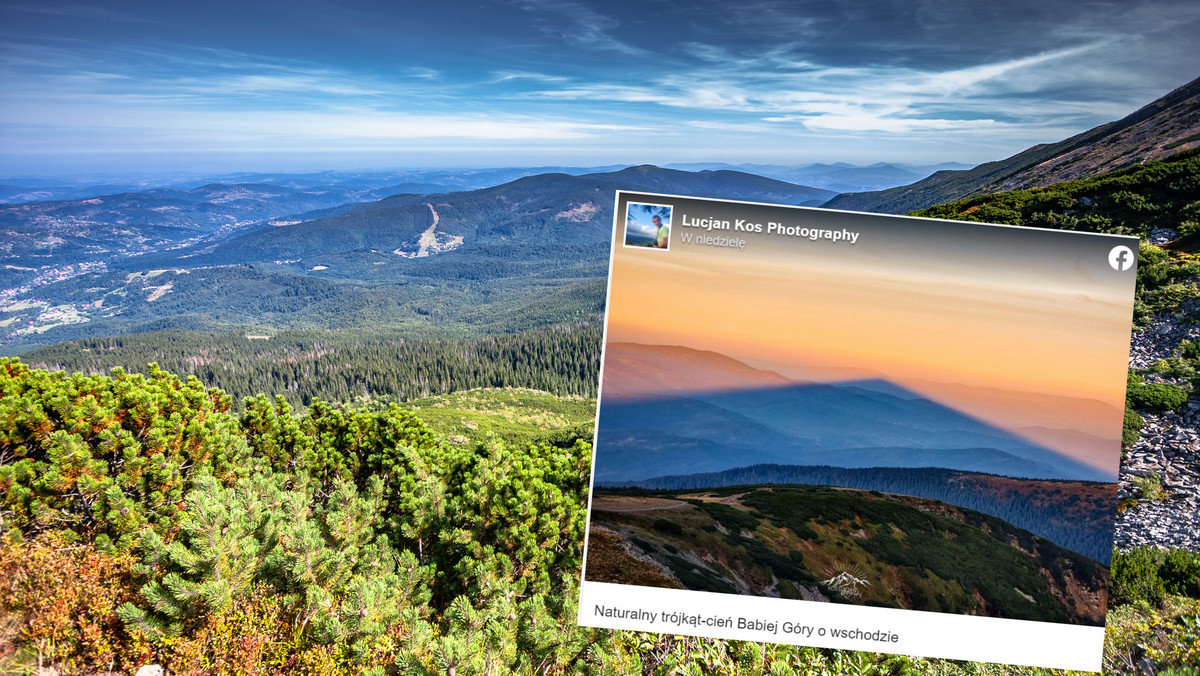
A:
578,191,1141,671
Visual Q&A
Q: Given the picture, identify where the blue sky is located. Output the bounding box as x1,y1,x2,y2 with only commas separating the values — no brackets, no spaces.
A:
2,0,1198,175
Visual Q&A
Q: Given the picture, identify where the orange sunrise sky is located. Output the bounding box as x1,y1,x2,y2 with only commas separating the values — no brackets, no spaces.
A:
603,198,1139,473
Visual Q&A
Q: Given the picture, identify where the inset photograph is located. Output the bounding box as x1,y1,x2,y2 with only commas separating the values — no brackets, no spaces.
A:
624,202,672,250
587,192,1141,631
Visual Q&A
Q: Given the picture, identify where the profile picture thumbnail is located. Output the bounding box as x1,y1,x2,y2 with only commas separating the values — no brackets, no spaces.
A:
624,202,672,250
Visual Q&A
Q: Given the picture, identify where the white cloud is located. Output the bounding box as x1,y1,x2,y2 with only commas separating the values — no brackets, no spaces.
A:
490,70,569,84
1,101,646,148
402,66,442,80
2,2,1196,172
0,42,653,154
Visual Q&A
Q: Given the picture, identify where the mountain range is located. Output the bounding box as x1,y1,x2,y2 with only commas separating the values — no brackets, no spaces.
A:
826,75,1200,214
147,165,834,269
664,161,973,193
4,76,1196,356
0,161,967,205
0,182,405,267
0,166,831,353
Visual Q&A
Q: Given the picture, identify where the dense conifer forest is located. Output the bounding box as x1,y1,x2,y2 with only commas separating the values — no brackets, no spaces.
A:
20,321,603,409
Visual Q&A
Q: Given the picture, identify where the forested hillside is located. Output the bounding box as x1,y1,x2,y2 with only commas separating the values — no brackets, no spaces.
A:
165,165,832,270
587,484,1108,624
0,182,399,268
0,359,594,673
0,358,972,675
621,464,1116,562
1,166,829,354
21,321,603,409
5,349,1200,673
912,148,1200,243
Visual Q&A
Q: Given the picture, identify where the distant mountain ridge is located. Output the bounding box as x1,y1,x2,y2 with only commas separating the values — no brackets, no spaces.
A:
0,181,404,269
665,161,974,193
0,165,633,204
1,160,950,205
143,165,833,269
600,342,794,399
825,75,1200,214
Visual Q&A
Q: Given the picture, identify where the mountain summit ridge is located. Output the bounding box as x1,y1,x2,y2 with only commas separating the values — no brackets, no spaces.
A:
824,76,1200,214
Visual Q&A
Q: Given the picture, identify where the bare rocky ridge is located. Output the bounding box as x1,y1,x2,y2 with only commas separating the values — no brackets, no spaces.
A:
992,81,1200,192
1115,297,1200,551
825,76,1200,214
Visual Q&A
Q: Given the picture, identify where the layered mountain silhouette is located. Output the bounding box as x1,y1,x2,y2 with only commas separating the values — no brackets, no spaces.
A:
825,75,1200,214
600,342,794,399
594,343,1113,484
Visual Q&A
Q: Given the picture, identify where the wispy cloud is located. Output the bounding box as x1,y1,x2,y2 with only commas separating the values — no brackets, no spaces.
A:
2,43,401,106
490,70,569,84
402,66,441,80
510,0,648,56
523,41,1124,139
0,104,648,152
0,41,654,154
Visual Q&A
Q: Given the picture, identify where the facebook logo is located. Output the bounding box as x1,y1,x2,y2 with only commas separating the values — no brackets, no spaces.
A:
1108,245,1134,271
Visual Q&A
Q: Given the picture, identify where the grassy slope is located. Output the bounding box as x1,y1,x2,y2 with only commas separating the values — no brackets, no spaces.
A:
395,387,596,448
588,485,1107,625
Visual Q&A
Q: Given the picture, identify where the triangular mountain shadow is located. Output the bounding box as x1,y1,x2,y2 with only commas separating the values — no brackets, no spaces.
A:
596,378,1111,483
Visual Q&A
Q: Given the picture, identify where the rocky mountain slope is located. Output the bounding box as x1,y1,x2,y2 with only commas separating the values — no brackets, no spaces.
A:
825,76,1200,214
1115,296,1200,552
